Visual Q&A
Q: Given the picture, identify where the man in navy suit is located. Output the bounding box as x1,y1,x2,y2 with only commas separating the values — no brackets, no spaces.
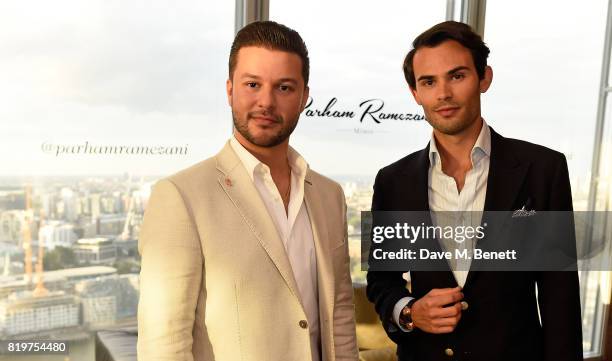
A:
366,21,583,361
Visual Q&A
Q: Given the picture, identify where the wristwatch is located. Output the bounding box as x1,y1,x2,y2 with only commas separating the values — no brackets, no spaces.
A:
398,299,417,331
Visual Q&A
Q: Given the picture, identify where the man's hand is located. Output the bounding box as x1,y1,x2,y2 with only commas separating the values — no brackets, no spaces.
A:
411,287,463,334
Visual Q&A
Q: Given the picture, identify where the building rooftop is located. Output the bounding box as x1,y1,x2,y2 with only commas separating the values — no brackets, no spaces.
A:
76,238,112,245
0,266,117,288
0,290,78,310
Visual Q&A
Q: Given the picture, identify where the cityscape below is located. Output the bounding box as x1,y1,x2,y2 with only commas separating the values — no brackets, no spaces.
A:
0,171,599,354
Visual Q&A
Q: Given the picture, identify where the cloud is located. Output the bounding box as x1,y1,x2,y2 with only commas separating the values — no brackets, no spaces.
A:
0,0,234,115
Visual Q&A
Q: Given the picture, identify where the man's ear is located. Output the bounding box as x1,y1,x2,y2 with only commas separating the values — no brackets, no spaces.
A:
300,86,310,112
226,78,233,106
410,85,422,105
480,66,493,93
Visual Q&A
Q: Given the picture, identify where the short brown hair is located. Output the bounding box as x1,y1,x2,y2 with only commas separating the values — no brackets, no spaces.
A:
403,21,490,89
228,21,309,86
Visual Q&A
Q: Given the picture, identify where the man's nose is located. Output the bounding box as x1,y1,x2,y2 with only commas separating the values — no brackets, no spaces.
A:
436,80,452,101
257,86,276,110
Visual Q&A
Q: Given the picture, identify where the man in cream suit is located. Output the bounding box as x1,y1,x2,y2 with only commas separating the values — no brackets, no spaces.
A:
137,21,358,361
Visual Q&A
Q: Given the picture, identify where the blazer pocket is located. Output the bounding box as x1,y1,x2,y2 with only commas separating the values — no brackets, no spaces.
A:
233,280,244,359
321,225,344,251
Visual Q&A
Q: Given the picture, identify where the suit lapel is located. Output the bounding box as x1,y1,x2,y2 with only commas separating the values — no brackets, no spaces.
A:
465,128,530,287
215,142,302,304
303,172,335,360
482,129,530,212
399,146,430,212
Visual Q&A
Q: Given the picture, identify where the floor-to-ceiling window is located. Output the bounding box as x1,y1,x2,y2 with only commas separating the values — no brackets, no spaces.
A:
485,0,611,356
0,1,234,359
1,0,610,359
270,0,448,284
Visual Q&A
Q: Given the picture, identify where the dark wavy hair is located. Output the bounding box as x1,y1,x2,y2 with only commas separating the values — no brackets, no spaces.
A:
403,21,490,89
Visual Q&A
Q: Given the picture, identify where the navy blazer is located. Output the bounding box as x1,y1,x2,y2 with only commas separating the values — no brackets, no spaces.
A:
366,128,583,361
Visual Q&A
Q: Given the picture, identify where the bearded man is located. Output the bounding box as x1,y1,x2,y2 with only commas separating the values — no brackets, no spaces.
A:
137,21,358,361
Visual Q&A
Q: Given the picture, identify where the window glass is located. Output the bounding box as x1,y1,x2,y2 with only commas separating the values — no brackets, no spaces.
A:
271,0,448,283
0,1,234,359
485,0,608,355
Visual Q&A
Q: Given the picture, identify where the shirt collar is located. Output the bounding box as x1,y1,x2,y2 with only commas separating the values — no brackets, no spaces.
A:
428,118,491,168
229,136,309,181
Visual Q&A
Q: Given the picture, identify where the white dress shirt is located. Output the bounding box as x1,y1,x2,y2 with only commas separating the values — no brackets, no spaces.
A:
230,137,321,361
393,119,491,331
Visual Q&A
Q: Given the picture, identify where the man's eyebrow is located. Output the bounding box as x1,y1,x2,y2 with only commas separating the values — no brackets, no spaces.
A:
416,74,434,82
447,66,470,74
416,66,472,82
241,73,261,79
239,74,298,84
278,78,298,84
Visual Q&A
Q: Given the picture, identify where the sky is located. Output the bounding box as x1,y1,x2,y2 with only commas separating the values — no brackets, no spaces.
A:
0,0,608,189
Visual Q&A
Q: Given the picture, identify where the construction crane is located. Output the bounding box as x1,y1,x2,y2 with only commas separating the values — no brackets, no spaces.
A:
120,196,135,241
119,174,133,240
22,185,33,285
22,185,49,296
33,208,48,297
120,174,144,241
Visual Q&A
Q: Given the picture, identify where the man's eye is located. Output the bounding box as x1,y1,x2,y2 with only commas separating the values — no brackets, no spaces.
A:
279,85,292,92
246,82,258,88
452,73,465,80
421,80,434,87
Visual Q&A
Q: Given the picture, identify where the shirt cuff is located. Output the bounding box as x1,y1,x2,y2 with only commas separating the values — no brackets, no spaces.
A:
392,296,414,333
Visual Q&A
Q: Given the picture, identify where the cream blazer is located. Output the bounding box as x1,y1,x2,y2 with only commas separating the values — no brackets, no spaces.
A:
137,142,358,361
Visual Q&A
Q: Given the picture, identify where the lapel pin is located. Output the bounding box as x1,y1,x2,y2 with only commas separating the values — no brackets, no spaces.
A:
225,177,233,187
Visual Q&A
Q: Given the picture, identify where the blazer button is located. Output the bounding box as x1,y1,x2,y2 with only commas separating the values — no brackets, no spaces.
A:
461,301,469,310
444,348,454,357
299,320,308,329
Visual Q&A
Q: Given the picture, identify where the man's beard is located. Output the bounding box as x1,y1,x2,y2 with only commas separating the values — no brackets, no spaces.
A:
232,110,298,147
